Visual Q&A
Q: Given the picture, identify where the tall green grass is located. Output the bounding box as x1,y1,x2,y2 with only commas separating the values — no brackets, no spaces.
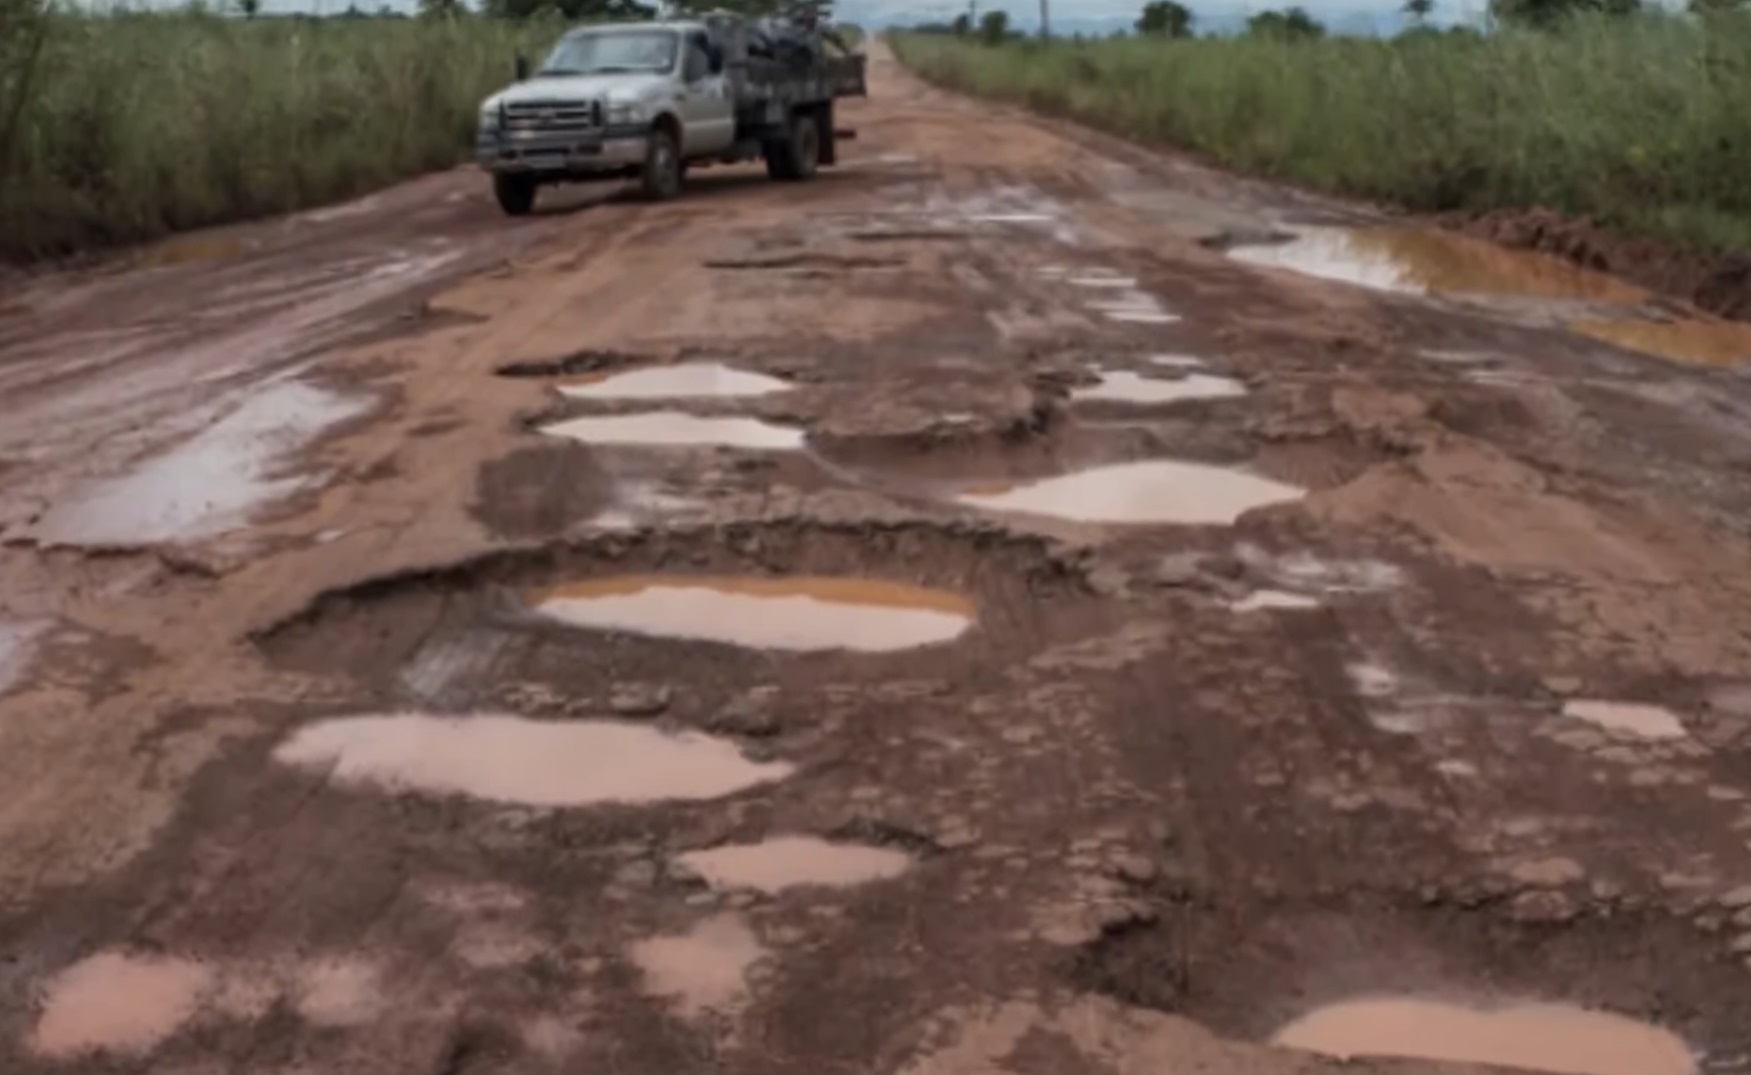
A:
891,16,1751,253
0,12,553,260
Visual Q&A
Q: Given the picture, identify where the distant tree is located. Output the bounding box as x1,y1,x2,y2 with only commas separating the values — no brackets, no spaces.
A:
1135,0,1192,36
951,11,971,32
1688,0,1743,11
1489,0,1637,25
419,0,464,18
238,0,262,14
1401,0,1433,21
486,0,656,19
978,7,1008,41
1246,5,1324,37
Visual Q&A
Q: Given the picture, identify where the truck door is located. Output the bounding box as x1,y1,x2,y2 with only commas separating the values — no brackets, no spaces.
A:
680,31,734,156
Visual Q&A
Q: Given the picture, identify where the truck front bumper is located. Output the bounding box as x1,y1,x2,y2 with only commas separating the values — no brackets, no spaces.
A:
475,126,649,176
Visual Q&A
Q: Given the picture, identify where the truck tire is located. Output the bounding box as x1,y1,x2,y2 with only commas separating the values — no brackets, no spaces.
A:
639,127,683,201
764,109,820,182
494,173,538,216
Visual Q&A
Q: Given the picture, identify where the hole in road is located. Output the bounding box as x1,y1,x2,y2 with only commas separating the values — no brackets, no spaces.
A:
1571,318,1751,369
1561,699,1688,741
556,362,791,401
955,460,1304,526
273,712,792,807
528,575,975,652
29,951,214,1059
1221,226,1644,303
1272,996,1695,1075
1075,899,1740,1072
538,411,806,451
676,836,912,893
1072,370,1247,406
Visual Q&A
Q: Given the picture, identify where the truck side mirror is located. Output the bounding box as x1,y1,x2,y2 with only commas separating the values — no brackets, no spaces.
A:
514,51,530,81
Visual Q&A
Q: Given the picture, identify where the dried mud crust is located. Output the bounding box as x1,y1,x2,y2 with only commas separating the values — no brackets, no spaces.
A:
1074,895,1751,1063
254,521,1105,706
1459,207,1751,323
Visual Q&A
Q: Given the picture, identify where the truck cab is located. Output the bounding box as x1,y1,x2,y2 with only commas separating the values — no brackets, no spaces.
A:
475,16,865,215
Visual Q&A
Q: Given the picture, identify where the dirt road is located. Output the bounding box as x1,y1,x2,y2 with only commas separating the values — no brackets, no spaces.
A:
4,40,1751,1075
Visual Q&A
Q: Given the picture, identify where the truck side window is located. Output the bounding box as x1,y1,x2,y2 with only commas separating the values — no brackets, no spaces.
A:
684,45,710,82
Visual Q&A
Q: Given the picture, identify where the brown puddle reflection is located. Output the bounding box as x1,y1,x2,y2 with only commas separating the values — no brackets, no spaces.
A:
677,836,912,893
1273,997,1694,1075
1571,318,1751,368
956,460,1304,526
1229,227,1644,302
273,713,793,806
31,950,214,1058
629,913,765,1016
530,575,975,652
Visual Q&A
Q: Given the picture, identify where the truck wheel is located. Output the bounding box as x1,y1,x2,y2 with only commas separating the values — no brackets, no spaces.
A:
639,127,683,201
494,173,537,216
765,110,820,182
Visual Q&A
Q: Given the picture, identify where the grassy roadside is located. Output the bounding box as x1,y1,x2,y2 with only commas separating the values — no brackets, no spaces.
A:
0,12,550,262
889,17,1751,256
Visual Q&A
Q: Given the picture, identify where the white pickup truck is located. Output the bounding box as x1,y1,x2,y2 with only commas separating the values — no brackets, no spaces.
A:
474,14,867,214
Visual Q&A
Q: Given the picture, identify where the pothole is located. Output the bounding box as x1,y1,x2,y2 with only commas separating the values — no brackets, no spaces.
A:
676,836,912,893
1562,699,1688,741
494,348,654,379
955,460,1304,526
1229,590,1321,613
1221,226,1644,304
1075,898,1741,1067
272,713,793,806
1272,996,1695,1075
539,411,806,451
29,950,215,1059
1571,318,1751,368
556,362,791,401
1072,370,1246,406
628,913,765,1017
27,378,370,547
0,619,46,696
528,575,975,652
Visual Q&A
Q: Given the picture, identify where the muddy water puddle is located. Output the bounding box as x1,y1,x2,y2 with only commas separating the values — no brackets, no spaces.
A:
529,575,974,652
1230,589,1321,612
1273,996,1694,1075
630,913,764,1017
0,619,45,695
30,950,214,1058
1227,227,1644,304
29,378,369,546
1562,699,1687,740
1572,318,1751,368
1073,370,1246,405
558,362,791,401
540,411,805,451
956,460,1304,526
677,837,911,893
273,713,792,806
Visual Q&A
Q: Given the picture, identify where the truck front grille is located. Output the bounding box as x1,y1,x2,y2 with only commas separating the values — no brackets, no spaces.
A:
503,99,603,135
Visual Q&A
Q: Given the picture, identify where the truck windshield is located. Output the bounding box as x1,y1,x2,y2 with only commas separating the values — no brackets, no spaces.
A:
537,31,679,76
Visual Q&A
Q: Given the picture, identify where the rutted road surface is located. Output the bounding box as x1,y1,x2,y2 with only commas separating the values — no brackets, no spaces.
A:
4,41,1751,1075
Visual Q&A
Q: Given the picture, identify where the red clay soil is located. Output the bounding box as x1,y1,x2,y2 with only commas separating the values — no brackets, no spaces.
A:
1457,207,1751,322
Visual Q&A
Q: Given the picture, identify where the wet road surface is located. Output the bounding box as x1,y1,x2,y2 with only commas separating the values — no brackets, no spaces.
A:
3,40,1751,1075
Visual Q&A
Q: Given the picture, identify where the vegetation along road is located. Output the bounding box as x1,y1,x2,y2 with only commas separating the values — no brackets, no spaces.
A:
2,13,1751,1075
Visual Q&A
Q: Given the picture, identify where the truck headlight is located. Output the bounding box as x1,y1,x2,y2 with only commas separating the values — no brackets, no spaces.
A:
605,101,645,126
479,105,500,131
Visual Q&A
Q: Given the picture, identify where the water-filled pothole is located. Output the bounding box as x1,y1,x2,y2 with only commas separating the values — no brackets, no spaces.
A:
1571,318,1751,368
677,836,911,892
1562,699,1687,740
1075,899,1741,1068
529,575,975,652
557,362,791,400
273,713,792,806
540,412,806,451
956,460,1304,525
1072,370,1246,406
629,913,764,1017
29,950,214,1059
1224,227,1643,303
1272,996,1694,1075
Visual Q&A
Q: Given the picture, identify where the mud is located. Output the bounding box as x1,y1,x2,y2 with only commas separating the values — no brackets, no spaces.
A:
3,35,1751,1075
